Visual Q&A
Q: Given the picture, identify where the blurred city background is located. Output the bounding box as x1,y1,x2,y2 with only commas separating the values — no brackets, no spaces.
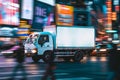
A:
0,0,120,80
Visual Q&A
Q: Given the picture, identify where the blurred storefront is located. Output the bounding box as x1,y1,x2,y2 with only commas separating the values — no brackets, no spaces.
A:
0,0,20,45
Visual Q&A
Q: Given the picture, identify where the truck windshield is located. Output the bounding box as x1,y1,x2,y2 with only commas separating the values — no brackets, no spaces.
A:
26,34,39,44
26,35,34,44
26,38,33,43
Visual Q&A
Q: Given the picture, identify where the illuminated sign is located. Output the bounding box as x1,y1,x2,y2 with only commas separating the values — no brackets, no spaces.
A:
35,7,47,23
18,20,31,39
56,4,74,26
37,0,55,6
32,1,54,30
106,1,112,30
0,0,19,26
21,0,34,20
115,6,120,11
112,12,117,20
113,0,119,5
0,27,18,37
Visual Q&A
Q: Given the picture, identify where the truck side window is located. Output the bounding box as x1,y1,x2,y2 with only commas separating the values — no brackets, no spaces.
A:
38,35,49,46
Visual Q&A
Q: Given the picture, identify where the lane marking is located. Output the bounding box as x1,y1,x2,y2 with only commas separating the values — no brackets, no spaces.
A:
0,72,69,80
0,75,43,80
0,70,45,75
57,77,93,80
0,63,42,68
0,70,69,75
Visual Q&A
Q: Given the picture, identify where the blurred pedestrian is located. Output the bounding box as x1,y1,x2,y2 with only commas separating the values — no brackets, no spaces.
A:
107,43,120,80
41,62,56,80
9,40,27,80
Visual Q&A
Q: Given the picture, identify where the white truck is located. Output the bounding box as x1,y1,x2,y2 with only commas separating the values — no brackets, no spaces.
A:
24,26,95,62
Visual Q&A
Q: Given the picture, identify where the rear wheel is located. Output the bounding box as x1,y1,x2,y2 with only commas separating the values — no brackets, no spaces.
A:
43,51,54,63
73,51,84,62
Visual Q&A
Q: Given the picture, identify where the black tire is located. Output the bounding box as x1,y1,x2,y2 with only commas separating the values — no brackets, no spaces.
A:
32,55,40,62
43,51,54,63
73,51,84,62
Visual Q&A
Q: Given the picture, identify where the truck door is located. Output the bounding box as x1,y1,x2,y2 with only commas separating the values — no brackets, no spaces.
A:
37,34,53,55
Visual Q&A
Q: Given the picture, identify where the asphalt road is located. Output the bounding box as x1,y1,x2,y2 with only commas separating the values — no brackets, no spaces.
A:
0,56,108,80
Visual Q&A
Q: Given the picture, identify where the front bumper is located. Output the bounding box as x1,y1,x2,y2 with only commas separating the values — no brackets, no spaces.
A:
24,49,37,57
24,53,34,57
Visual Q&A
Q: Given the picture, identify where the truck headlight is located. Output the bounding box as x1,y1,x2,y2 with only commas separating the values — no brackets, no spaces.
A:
31,49,37,53
100,49,107,51
94,49,97,52
25,50,27,53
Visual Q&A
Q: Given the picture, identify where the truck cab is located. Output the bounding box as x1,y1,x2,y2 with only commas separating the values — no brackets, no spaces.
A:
24,32,54,62
24,32,38,57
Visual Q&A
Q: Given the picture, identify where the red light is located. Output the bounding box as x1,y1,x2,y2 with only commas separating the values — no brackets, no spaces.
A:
106,1,112,5
115,6,120,11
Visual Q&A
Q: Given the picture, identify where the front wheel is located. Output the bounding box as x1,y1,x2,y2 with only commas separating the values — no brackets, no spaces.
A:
42,51,54,63
32,55,40,62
